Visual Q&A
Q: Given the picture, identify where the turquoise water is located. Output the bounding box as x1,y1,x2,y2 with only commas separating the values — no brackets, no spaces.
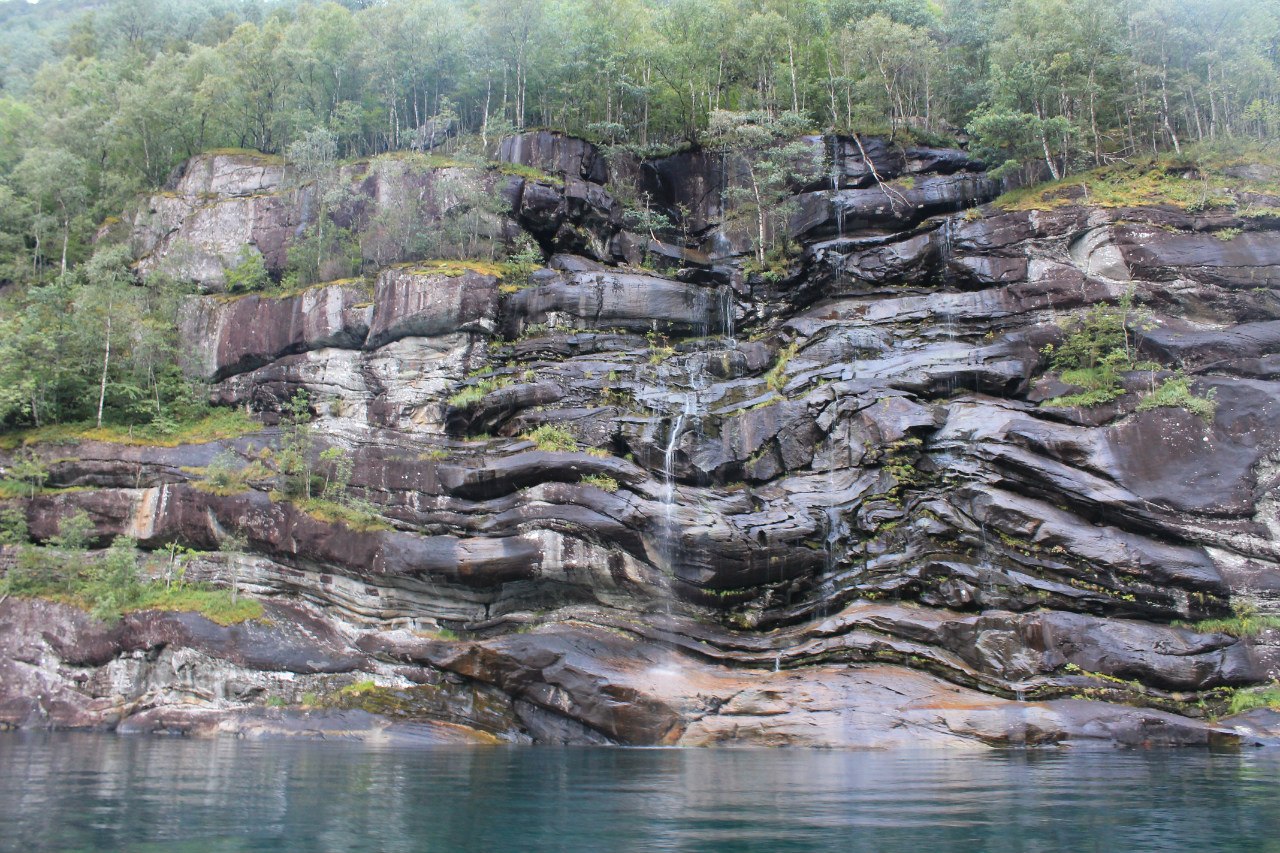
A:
2,734,1279,852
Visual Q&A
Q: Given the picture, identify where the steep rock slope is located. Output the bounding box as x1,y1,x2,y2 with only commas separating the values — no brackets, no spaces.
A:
3,133,1280,747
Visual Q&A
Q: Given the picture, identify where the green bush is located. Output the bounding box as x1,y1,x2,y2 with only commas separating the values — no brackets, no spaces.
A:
223,247,271,293
580,474,619,492
522,424,577,452
49,508,95,551
2,519,261,624
1042,294,1150,408
1228,684,1280,716
0,505,28,544
448,376,508,408
1137,375,1217,422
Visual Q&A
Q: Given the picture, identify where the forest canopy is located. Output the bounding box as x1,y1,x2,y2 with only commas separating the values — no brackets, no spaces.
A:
0,0,1275,277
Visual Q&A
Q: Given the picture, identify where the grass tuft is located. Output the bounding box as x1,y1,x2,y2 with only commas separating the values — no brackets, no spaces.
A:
764,342,798,392
1227,684,1280,716
127,586,263,625
521,424,578,452
448,376,509,408
579,474,619,492
295,497,391,532
994,144,1280,213
1184,614,1280,638
1137,375,1217,421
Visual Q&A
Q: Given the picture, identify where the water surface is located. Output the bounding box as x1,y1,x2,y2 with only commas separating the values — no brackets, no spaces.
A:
2,733,1278,852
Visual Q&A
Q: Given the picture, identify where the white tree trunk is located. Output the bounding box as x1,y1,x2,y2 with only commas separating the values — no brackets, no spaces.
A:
96,306,112,429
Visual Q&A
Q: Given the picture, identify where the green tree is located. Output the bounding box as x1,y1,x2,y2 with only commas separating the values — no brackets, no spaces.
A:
75,247,145,428
8,449,48,499
277,391,315,498
11,147,90,280
285,126,361,284
704,110,822,268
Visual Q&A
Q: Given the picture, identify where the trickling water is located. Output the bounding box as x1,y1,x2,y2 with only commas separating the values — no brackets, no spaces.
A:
938,216,954,265
720,285,736,348
774,653,781,672
814,386,849,619
660,384,700,586
940,308,960,397
817,505,843,619
662,401,691,501
831,165,846,240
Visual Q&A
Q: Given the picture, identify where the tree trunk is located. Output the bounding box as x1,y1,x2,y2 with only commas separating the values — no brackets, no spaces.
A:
1160,49,1182,154
1040,130,1062,181
825,50,840,127
748,165,766,267
787,38,799,113
641,63,650,147
96,304,112,429
1089,69,1101,165
59,206,69,281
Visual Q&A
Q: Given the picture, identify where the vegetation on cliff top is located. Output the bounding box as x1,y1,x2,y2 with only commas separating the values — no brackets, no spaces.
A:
995,144,1280,212
0,0,1275,287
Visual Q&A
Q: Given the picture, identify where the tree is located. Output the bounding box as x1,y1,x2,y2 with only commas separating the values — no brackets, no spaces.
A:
285,126,360,284
277,390,315,498
319,445,353,502
8,449,48,499
829,13,940,134
704,110,822,268
11,147,89,281
75,247,143,428
969,108,1075,181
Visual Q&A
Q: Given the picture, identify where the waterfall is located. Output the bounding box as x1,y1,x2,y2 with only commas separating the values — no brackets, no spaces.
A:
720,285,736,348
818,388,845,618
660,385,699,583
830,156,845,240
663,398,692,502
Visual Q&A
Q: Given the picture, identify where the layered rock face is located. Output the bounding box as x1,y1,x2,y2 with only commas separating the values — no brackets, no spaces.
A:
4,133,1280,747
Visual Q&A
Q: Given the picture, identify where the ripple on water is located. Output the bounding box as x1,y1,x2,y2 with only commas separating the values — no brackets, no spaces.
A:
1,734,1278,853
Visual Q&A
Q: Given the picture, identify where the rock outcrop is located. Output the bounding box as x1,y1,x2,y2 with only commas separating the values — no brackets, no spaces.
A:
4,132,1280,748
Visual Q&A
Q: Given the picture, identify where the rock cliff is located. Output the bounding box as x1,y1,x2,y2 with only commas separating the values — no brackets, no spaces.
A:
3,132,1280,747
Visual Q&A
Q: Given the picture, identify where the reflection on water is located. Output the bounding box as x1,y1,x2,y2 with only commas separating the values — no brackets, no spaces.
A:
2,733,1280,852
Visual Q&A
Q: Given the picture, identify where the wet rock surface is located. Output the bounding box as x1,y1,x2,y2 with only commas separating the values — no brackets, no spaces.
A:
5,133,1280,747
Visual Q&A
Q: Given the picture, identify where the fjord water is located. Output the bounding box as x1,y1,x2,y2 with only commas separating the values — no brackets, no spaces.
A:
3,734,1279,853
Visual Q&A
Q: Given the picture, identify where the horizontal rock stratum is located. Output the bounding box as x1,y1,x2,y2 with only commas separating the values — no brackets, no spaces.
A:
3,132,1280,747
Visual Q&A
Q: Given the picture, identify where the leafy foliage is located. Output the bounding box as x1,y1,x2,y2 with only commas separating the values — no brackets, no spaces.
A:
276,391,315,499
0,0,1271,287
223,247,272,294
1042,294,1147,408
703,111,822,267
1137,375,1217,422
1227,684,1280,716
580,474,620,492
2,507,261,624
522,424,578,452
